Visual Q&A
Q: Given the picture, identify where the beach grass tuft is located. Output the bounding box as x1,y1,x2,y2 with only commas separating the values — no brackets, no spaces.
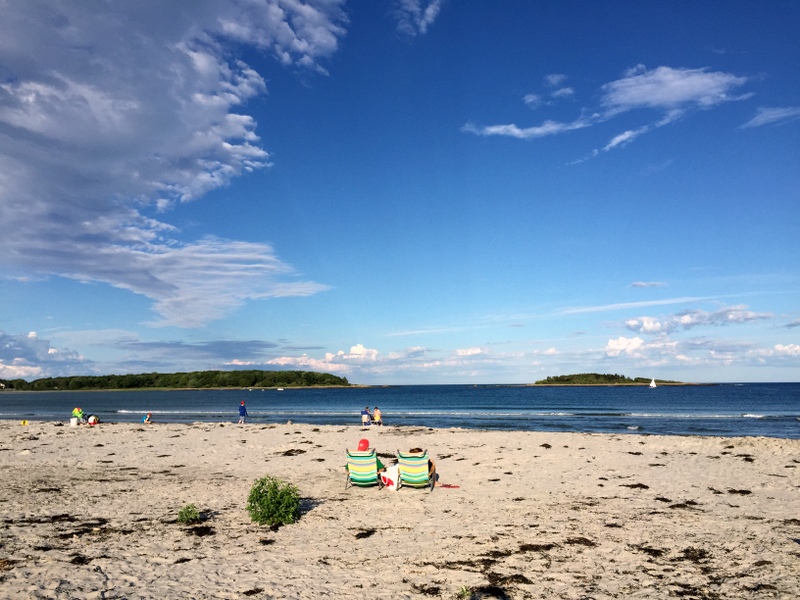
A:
177,503,201,524
246,475,301,526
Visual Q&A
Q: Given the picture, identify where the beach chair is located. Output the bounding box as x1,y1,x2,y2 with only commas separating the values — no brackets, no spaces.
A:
345,449,383,490
397,450,435,492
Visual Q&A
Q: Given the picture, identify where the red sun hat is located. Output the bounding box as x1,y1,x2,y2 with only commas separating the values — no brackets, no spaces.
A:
357,439,369,451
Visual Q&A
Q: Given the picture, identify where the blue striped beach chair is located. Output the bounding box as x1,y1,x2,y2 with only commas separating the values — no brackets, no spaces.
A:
397,450,435,492
345,449,382,490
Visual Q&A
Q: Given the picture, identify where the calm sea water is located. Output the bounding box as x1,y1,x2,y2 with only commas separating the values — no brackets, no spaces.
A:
1,383,799,439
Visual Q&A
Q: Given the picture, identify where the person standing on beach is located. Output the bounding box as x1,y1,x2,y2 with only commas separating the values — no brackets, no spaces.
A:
238,400,248,424
361,406,372,426
373,407,382,426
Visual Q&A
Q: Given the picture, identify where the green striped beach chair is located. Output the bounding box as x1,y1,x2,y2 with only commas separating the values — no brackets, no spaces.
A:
345,449,383,490
397,450,435,492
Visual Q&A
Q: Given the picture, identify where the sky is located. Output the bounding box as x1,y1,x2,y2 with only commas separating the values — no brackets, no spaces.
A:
1,0,799,385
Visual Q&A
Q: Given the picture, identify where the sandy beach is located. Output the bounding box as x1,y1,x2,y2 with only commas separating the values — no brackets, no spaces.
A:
1,420,798,599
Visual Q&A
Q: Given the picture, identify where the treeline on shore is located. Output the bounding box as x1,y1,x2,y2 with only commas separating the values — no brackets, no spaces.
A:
0,370,350,391
535,373,677,385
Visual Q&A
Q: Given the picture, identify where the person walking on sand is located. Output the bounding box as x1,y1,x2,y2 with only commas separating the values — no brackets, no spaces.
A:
238,400,248,424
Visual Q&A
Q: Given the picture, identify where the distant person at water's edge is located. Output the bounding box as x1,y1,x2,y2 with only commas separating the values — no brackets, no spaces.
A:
238,400,248,424
372,407,382,426
361,406,371,426
141,413,151,424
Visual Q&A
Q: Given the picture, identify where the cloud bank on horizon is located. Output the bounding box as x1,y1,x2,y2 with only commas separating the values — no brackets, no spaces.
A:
1,1,798,384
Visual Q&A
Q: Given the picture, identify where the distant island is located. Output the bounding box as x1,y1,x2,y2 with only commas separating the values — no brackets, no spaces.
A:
0,370,350,391
534,373,680,385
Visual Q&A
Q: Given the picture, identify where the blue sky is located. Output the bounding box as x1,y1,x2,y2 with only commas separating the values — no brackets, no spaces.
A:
1,1,798,384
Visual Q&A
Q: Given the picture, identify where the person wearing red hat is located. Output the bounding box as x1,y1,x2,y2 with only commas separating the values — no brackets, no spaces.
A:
238,400,248,424
346,438,385,473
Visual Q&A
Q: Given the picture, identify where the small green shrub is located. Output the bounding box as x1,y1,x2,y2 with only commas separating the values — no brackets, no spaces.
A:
246,475,301,526
177,503,201,524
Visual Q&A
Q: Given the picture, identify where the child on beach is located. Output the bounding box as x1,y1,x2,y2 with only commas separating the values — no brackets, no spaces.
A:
238,400,248,424
141,413,152,424
372,407,382,426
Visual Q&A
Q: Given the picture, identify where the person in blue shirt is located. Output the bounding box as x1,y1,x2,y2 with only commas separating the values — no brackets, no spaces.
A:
141,413,151,424
238,400,248,424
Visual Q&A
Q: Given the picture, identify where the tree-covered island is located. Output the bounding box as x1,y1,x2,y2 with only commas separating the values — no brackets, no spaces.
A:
534,373,681,385
0,370,350,391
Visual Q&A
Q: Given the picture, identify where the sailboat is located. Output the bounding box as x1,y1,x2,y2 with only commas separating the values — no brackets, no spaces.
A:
649,378,657,388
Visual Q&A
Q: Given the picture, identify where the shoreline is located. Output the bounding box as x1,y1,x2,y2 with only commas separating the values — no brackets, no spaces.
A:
2,421,798,598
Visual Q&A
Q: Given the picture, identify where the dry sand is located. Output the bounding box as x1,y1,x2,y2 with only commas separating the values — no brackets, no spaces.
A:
1,420,799,599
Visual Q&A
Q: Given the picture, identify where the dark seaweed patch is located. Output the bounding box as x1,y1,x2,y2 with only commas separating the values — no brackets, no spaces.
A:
519,543,557,552
242,588,264,596
565,537,596,547
281,449,306,456
410,583,441,596
631,544,667,557
355,528,376,539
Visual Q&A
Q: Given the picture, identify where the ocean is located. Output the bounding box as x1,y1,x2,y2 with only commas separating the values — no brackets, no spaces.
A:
2,383,799,439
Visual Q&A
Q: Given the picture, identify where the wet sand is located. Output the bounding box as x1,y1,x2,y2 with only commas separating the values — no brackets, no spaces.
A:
1,421,798,599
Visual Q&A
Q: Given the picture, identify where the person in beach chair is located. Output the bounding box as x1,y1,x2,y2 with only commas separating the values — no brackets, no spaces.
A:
345,438,384,490
396,448,436,492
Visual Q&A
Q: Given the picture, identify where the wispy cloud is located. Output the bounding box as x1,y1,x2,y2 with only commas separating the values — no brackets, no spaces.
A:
741,106,800,128
394,0,445,36
465,65,750,153
557,296,711,315
630,281,667,288
0,1,346,327
462,116,593,140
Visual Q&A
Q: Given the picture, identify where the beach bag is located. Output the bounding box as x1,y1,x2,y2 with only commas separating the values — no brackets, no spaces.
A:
381,465,399,491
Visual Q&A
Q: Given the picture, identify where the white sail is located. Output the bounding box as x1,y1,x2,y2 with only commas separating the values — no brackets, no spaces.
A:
649,378,657,388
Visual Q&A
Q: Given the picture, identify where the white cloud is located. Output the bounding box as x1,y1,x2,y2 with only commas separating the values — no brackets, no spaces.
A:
523,93,542,109
603,125,650,151
0,331,88,379
625,305,773,336
395,0,445,36
605,336,644,357
630,281,667,288
773,344,800,356
465,65,749,153
0,1,346,327
462,116,593,140
455,347,485,357
601,65,748,112
544,74,568,87
741,106,800,128
551,87,575,99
